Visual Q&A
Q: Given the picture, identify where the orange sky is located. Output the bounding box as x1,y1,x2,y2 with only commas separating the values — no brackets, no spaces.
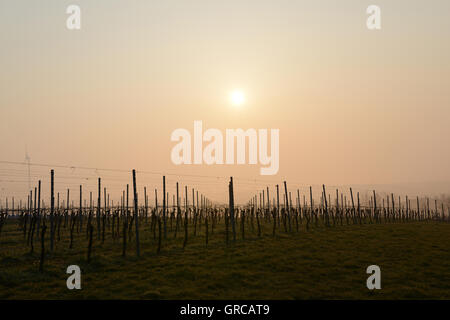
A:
1,0,450,204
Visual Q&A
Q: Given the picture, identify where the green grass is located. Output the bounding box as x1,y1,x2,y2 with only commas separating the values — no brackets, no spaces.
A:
1,219,450,299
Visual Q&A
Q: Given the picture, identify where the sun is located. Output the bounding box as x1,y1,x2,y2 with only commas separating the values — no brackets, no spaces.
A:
229,90,245,107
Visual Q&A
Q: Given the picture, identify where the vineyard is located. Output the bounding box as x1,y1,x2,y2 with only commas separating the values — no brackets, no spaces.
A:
1,168,450,299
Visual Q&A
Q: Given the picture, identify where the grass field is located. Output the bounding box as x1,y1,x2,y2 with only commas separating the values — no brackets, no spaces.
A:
1,220,450,300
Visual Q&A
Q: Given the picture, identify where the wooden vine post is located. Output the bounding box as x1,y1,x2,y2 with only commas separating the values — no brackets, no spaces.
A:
132,169,140,257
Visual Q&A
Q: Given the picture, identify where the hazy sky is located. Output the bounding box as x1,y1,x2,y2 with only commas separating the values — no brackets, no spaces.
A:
1,0,449,203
